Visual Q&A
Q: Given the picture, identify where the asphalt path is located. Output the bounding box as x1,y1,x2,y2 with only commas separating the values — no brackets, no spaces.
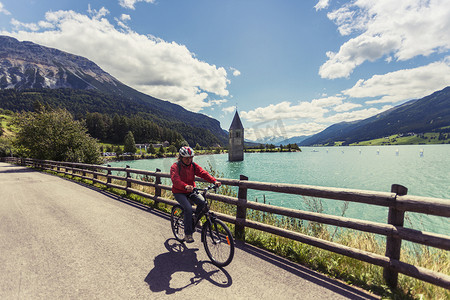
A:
0,162,380,299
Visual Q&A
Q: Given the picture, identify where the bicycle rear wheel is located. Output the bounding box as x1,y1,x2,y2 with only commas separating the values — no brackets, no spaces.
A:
202,218,234,267
171,205,185,242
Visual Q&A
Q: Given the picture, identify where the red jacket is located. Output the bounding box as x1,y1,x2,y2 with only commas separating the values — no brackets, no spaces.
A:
170,161,217,194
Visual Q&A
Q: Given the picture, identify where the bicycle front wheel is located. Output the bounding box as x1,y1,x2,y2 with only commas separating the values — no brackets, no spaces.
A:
171,205,185,242
202,219,235,267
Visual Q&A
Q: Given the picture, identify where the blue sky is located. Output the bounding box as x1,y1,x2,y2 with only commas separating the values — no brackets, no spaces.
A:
1,0,449,142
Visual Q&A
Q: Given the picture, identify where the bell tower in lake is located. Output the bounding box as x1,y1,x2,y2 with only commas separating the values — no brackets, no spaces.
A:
228,111,244,161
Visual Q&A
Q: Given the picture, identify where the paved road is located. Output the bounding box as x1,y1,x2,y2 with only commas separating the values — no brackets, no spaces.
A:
0,162,379,299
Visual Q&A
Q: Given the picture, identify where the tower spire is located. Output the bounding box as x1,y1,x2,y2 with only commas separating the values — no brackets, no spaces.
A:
228,110,244,161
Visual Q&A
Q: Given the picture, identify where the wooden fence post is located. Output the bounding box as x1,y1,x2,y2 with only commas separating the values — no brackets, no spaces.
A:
235,175,248,241
107,165,112,186
153,168,161,208
126,165,131,195
384,184,408,289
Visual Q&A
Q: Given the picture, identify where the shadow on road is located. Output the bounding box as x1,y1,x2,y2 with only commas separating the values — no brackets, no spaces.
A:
237,242,379,300
145,239,232,295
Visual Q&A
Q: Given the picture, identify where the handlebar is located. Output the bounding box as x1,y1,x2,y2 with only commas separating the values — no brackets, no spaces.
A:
191,185,218,194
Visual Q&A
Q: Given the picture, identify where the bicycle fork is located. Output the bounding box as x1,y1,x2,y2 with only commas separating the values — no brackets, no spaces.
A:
201,216,231,245
200,215,211,243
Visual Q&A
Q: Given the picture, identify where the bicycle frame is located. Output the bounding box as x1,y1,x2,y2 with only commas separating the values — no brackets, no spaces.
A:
187,186,218,241
188,186,214,223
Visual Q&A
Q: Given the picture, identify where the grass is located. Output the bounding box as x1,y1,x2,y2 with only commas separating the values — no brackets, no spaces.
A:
350,133,450,146
241,203,449,299
0,114,17,137
33,163,450,299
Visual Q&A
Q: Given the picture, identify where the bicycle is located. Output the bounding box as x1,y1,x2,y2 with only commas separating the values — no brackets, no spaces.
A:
170,185,235,267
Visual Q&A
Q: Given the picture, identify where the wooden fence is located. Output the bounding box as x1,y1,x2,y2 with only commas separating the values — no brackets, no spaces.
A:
3,157,450,290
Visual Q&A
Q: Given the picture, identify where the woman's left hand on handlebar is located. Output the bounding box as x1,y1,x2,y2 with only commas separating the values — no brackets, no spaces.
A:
214,181,221,187
185,185,194,192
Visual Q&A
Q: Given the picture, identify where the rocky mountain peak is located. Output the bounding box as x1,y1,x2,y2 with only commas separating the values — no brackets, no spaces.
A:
0,35,118,90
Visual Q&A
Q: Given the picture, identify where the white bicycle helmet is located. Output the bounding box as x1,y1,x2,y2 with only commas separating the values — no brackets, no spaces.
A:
179,146,195,157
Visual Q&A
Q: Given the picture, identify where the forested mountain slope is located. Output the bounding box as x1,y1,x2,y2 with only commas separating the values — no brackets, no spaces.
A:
0,35,227,146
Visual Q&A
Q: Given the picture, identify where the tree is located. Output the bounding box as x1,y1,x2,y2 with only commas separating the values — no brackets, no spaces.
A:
124,131,137,154
115,145,123,158
0,136,13,157
158,145,165,155
86,112,110,140
148,143,156,154
174,139,188,150
111,114,128,144
13,108,102,164
168,144,177,155
290,143,300,151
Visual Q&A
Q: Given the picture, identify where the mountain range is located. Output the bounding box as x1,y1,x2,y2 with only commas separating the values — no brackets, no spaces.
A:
1,35,449,148
298,86,450,146
0,35,227,146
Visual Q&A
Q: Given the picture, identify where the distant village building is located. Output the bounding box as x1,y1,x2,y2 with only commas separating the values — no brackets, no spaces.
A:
228,111,244,161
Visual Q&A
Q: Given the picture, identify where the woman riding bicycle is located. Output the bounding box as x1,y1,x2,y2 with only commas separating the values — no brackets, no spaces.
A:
170,146,221,243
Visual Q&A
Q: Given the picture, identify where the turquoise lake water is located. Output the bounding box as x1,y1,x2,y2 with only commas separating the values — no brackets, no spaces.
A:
109,145,450,235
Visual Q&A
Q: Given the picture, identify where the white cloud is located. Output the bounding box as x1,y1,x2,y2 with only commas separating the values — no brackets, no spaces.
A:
320,35,399,79
230,67,241,77
116,20,129,30
2,9,230,112
320,105,393,124
241,101,327,123
311,95,344,107
121,14,131,21
326,4,369,36
11,19,40,31
241,99,394,140
119,0,155,10
245,120,327,141
245,119,288,141
0,2,10,15
320,0,450,79
333,102,362,112
222,106,236,114
115,14,131,29
344,57,450,104
211,99,228,106
239,89,401,139
87,5,109,19
283,122,328,137
314,0,330,11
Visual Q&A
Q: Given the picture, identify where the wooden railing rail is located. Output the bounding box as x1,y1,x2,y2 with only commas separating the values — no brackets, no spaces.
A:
3,157,449,290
